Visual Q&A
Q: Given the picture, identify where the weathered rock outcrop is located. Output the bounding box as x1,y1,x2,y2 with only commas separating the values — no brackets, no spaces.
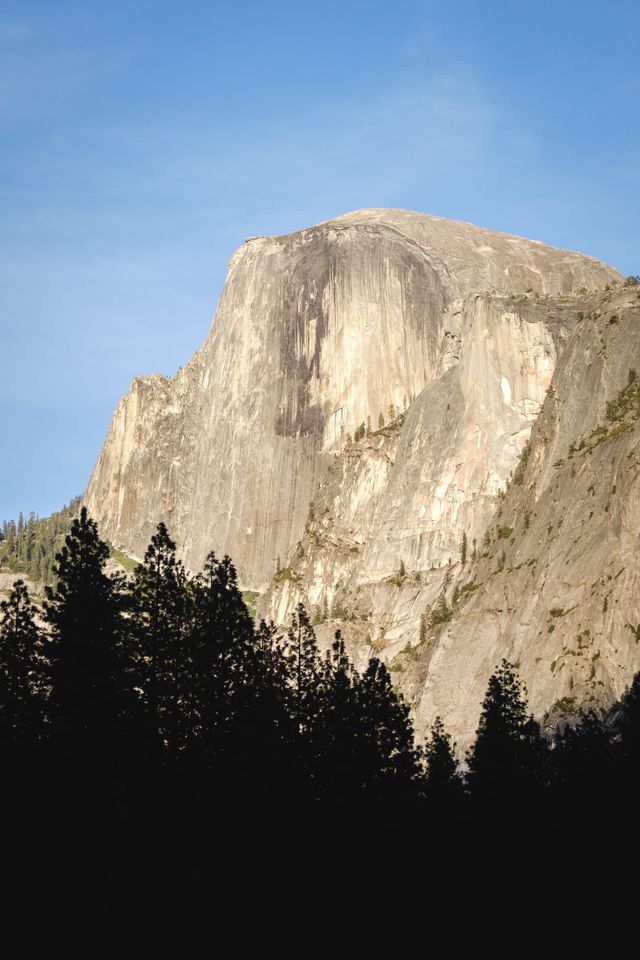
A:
86,208,632,746
412,283,640,750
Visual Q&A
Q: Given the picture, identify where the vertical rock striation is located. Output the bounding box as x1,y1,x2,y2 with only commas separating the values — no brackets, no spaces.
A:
86,208,632,743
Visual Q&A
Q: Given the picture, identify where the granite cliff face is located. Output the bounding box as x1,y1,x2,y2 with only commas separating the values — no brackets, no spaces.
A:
412,283,640,750
86,208,635,746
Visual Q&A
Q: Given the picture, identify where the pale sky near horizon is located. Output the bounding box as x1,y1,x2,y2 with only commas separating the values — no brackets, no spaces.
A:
1,0,639,521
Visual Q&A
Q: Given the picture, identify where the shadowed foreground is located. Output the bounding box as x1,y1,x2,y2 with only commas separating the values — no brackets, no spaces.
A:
2,510,640,924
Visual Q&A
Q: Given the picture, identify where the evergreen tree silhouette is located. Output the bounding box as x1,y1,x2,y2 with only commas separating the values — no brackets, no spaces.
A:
44,507,143,790
0,579,45,745
355,657,421,800
552,709,614,813
424,715,464,808
250,618,299,804
130,522,188,756
288,603,322,738
467,659,547,809
255,618,291,705
183,552,254,753
613,671,640,801
0,578,47,910
287,603,323,794
315,632,362,802
183,551,275,806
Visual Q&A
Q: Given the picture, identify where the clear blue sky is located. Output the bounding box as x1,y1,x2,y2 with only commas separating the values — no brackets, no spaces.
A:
1,0,638,521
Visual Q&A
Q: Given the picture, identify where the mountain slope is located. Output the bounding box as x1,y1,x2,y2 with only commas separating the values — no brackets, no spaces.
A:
413,281,640,749
85,209,617,584
85,209,633,744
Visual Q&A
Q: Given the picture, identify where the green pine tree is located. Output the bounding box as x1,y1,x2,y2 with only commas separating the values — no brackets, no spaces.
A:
429,593,452,627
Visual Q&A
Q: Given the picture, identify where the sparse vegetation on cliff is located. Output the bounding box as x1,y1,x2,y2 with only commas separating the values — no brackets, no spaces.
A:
512,442,530,485
571,369,640,456
273,566,300,584
429,593,452,627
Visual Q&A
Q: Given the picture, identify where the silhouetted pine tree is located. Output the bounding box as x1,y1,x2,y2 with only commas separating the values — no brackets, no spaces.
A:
181,552,285,807
130,523,188,756
314,632,362,802
256,619,290,690
424,716,464,808
467,659,547,809
0,579,44,745
285,604,322,800
182,552,254,753
613,672,640,800
288,603,322,741
249,618,299,803
44,508,142,785
355,657,421,800
551,710,614,812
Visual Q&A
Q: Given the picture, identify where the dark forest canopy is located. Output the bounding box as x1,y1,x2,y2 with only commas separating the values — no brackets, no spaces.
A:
2,508,640,806
2,509,640,921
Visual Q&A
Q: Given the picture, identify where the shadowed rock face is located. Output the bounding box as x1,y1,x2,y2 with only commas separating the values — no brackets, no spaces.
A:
86,208,633,744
